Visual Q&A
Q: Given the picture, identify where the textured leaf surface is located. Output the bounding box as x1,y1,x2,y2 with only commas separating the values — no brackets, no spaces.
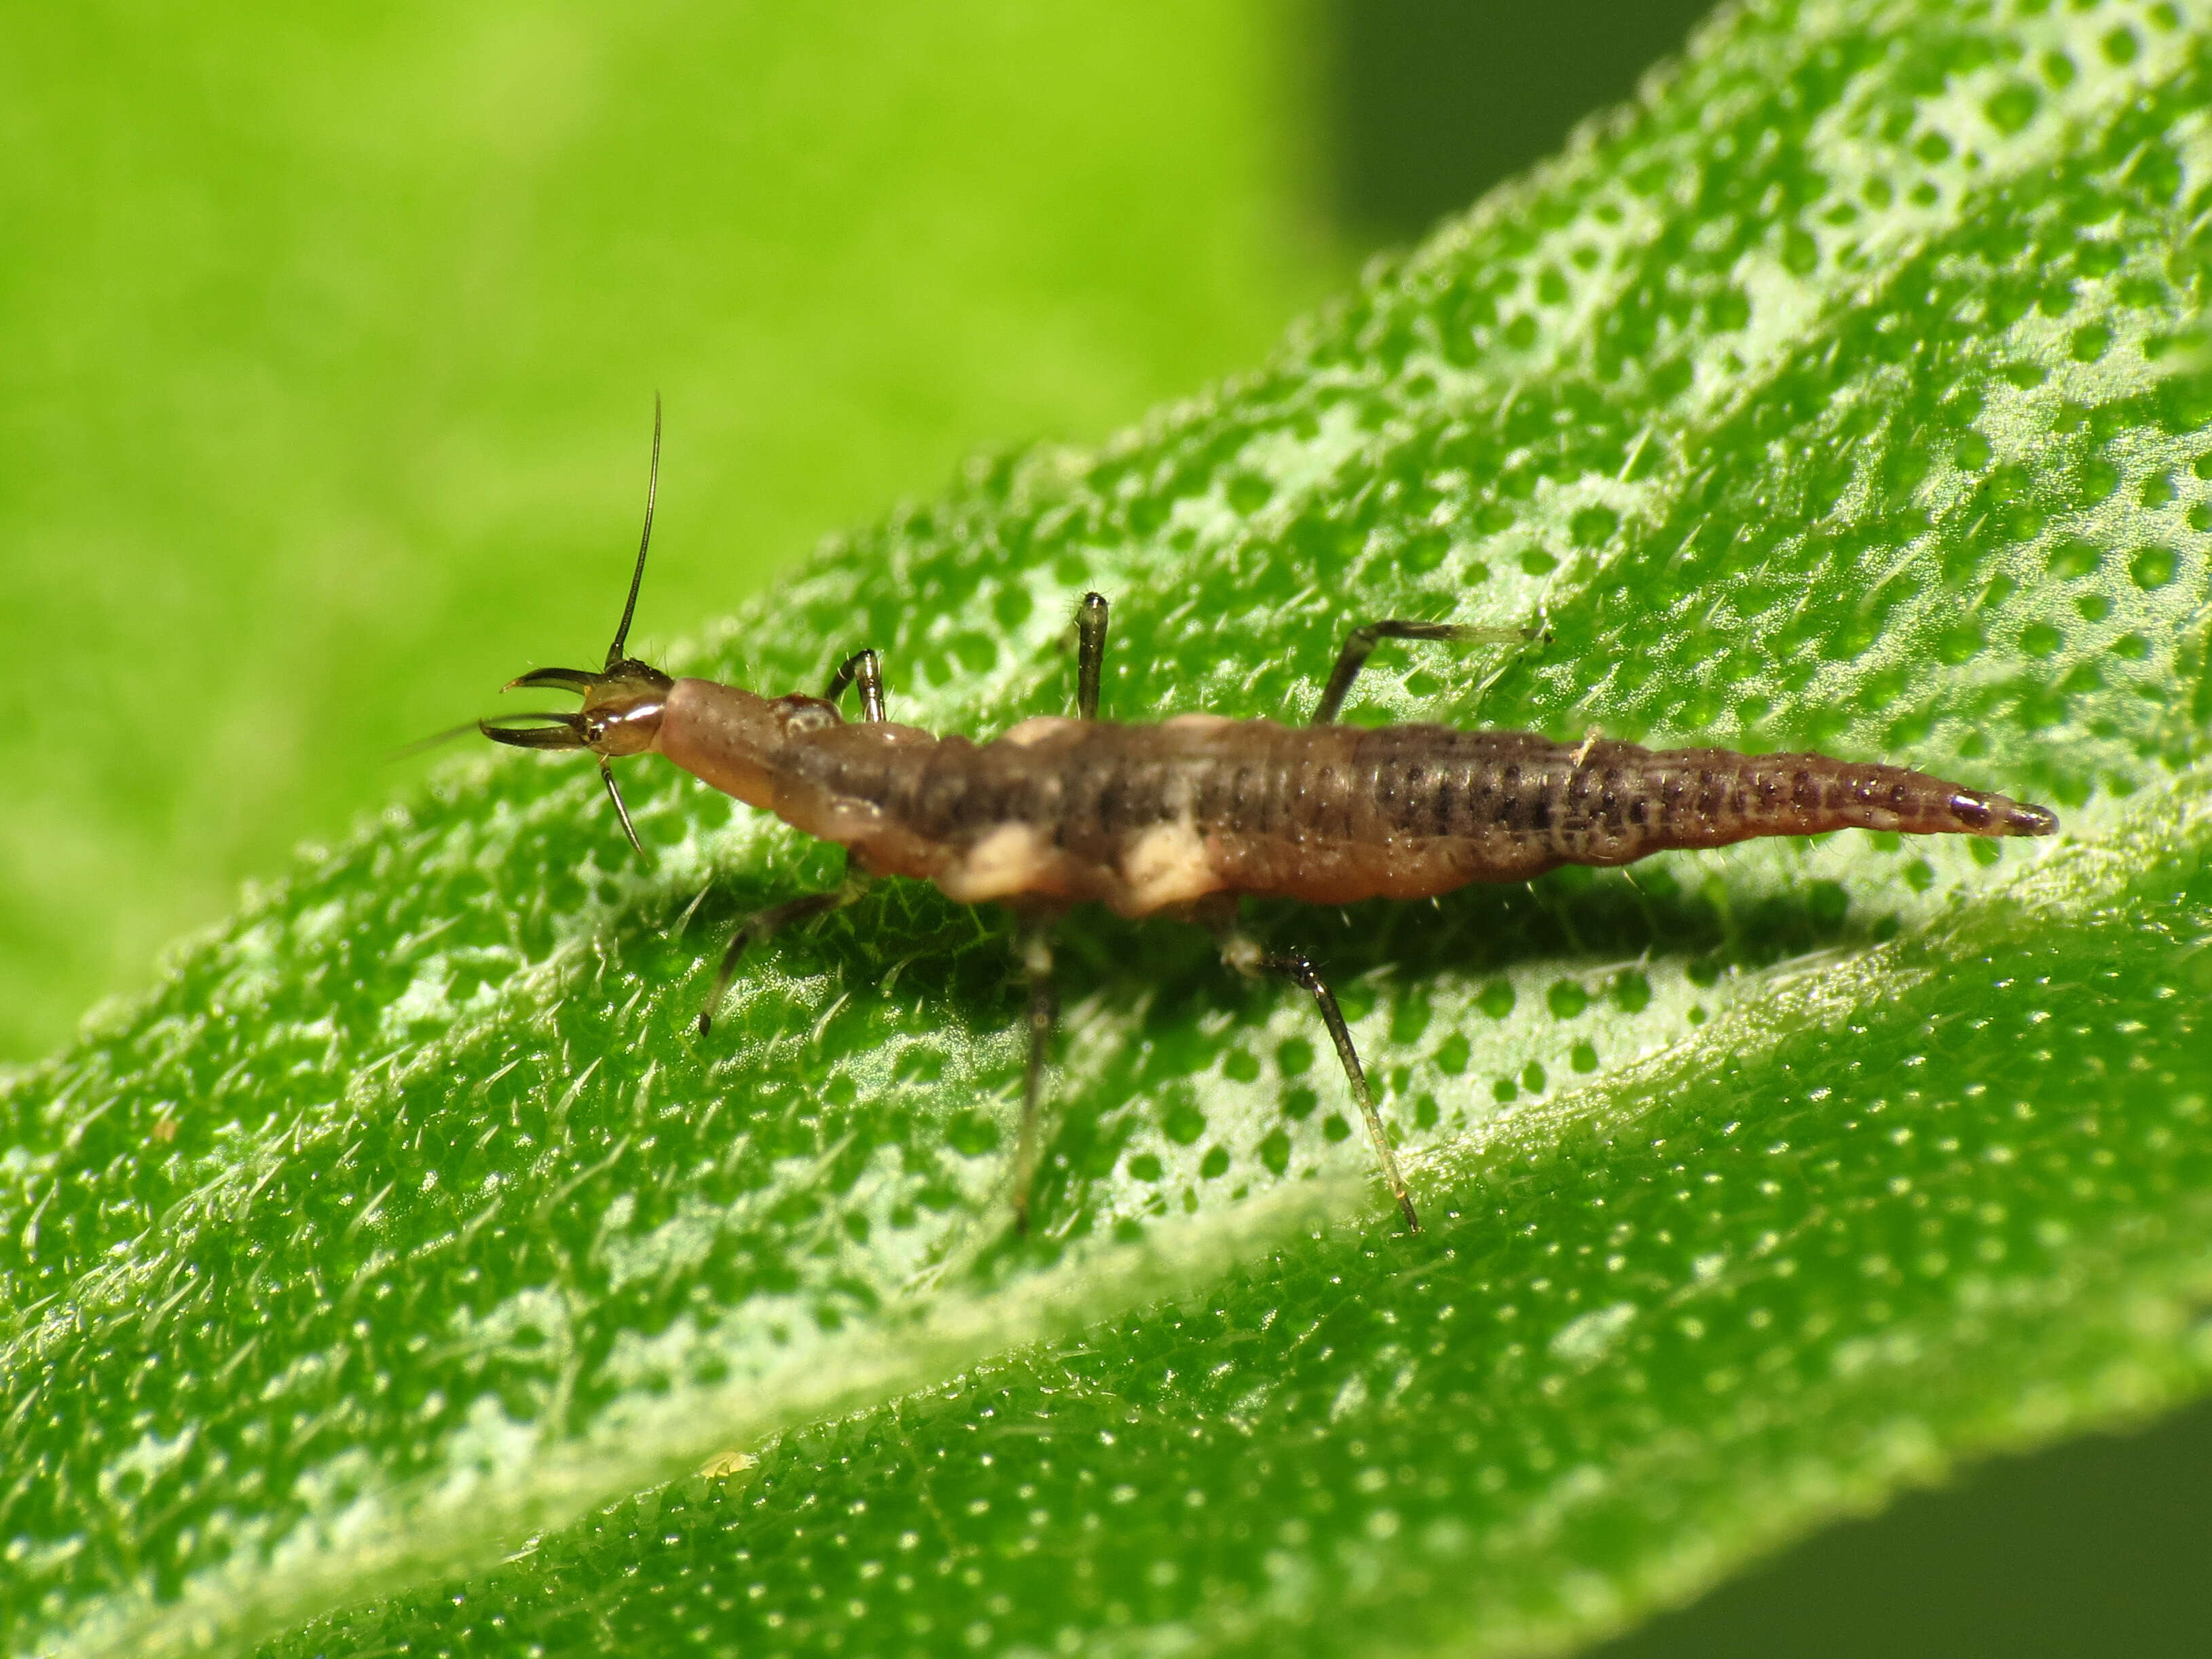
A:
6,1,2212,1656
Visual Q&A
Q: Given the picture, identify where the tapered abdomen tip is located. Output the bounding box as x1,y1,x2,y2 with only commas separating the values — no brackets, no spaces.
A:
1949,790,2058,837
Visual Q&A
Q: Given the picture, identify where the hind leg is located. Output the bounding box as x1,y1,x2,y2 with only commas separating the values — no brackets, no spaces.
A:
1075,591,1109,721
1312,617,1538,725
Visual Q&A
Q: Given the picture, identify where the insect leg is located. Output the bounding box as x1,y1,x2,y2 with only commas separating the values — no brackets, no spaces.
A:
1012,918,1058,1236
598,761,650,861
823,649,887,721
1312,619,1534,725
697,867,872,1036
1221,932,1420,1233
1075,591,1109,721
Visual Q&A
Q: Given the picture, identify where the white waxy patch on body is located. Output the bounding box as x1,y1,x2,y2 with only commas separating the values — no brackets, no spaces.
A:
1160,713,1236,734
999,716,1078,748
937,822,1055,903
1120,818,1219,913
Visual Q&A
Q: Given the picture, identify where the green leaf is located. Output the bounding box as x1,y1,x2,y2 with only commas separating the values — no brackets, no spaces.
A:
7,2,2212,1656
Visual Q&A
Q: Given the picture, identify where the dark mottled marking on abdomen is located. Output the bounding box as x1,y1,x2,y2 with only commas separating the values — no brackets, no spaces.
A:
775,715,2058,910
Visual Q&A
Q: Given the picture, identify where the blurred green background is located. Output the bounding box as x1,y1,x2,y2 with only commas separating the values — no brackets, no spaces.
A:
9,0,2205,1653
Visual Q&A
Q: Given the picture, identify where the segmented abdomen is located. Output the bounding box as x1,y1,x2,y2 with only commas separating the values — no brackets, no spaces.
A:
1213,724,2054,902
781,716,2057,915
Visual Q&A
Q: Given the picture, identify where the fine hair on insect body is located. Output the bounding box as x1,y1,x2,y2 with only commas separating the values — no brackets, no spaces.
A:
481,412,2061,1235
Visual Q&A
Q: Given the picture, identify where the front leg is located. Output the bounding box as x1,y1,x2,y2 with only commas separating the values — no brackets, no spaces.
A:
824,649,888,721
697,865,872,1036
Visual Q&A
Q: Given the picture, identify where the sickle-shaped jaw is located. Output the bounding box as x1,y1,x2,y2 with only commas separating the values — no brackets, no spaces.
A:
506,666,602,695
479,712,591,750
506,661,674,704
481,660,672,756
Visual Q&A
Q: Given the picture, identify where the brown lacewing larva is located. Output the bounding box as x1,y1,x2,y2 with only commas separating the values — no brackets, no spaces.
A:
482,412,2059,1234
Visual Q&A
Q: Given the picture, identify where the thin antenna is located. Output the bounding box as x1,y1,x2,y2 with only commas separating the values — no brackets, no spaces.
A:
606,393,661,670
388,718,497,761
